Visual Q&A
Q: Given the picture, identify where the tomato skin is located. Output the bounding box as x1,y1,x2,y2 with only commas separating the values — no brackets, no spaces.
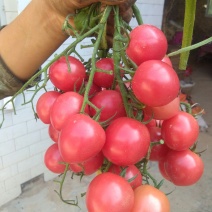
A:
86,172,134,212
126,24,168,66
108,164,142,189
44,143,66,174
148,126,169,161
161,111,199,151
144,96,180,120
158,158,172,181
59,114,106,163
102,117,150,166
90,90,126,122
69,152,104,175
162,55,173,67
48,124,59,143
50,91,86,131
36,91,60,124
93,58,114,88
49,56,86,92
164,149,204,186
131,185,170,212
132,60,180,107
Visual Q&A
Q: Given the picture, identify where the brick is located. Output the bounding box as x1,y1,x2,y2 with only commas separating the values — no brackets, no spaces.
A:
15,131,41,150
0,167,11,181
2,147,29,167
4,170,31,190
30,163,46,179
0,186,21,206
12,122,27,138
0,157,3,169
0,182,5,192
0,112,13,128
27,119,46,133
40,127,49,140
29,139,52,156
12,107,35,125
0,140,15,156
10,164,18,177
0,127,13,143
18,154,42,173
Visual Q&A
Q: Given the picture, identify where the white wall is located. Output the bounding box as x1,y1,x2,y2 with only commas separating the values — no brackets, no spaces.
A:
0,0,165,206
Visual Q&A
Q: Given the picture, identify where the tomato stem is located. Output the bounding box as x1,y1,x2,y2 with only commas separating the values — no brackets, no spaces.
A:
179,0,197,70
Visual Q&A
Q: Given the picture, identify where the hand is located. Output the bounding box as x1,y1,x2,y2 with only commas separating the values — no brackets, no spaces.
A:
46,0,132,18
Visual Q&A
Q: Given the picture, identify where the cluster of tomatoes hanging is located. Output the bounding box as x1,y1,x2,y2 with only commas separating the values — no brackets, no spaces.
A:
36,24,203,212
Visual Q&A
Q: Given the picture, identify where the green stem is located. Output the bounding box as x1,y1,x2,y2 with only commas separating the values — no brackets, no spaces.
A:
168,36,212,57
113,6,130,116
132,4,143,25
179,0,197,70
80,6,112,113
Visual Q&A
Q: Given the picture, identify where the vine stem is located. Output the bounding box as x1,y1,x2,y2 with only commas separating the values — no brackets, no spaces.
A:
113,6,130,116
179,0,197,70
167,36,212,57
80,6,112,113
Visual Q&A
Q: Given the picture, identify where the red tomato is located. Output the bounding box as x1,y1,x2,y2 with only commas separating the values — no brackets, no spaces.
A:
44,143,66,174
36,91,60,124
161,111,199,151
50,91,86,131
86,172,134,212
132,60,180,107
126,24,168,66
48,124,59,143
69,152,104,175
59,114,106,163
162,55,173,67
49,56,86,92
90,90,126,122
131,185,170,212
84,81,102,99
102,117,150,166
93,58,115,88
108,164,142,189
164,149,204,186
148,126,169,161
144,96,180,120
158,158,172,181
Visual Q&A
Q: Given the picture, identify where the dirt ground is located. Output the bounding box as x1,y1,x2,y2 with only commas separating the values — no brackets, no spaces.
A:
0,58,212,212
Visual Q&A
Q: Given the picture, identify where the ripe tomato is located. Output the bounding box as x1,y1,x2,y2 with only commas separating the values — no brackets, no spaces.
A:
144,96,180,120
132,60,180,107
50,91,86,131
86,172,134,212
102,117,150,166
148,126,169,161
131,185,170,212
93,58,114,88
44,143,66,174
164,149,204,186
158,158,172,181
126,24,168,66
161,111,199,151
36,91,60,124
49,56,86,92
90,90,126,122
108,164,142,189
59,114,106,163
69,151,104,175
162,55,173,67
48,124,59,143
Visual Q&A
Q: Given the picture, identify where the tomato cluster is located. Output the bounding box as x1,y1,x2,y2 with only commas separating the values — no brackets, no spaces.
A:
36,24,203,211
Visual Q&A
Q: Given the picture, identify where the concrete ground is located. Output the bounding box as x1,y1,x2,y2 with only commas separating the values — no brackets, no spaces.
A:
0,58,212,212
